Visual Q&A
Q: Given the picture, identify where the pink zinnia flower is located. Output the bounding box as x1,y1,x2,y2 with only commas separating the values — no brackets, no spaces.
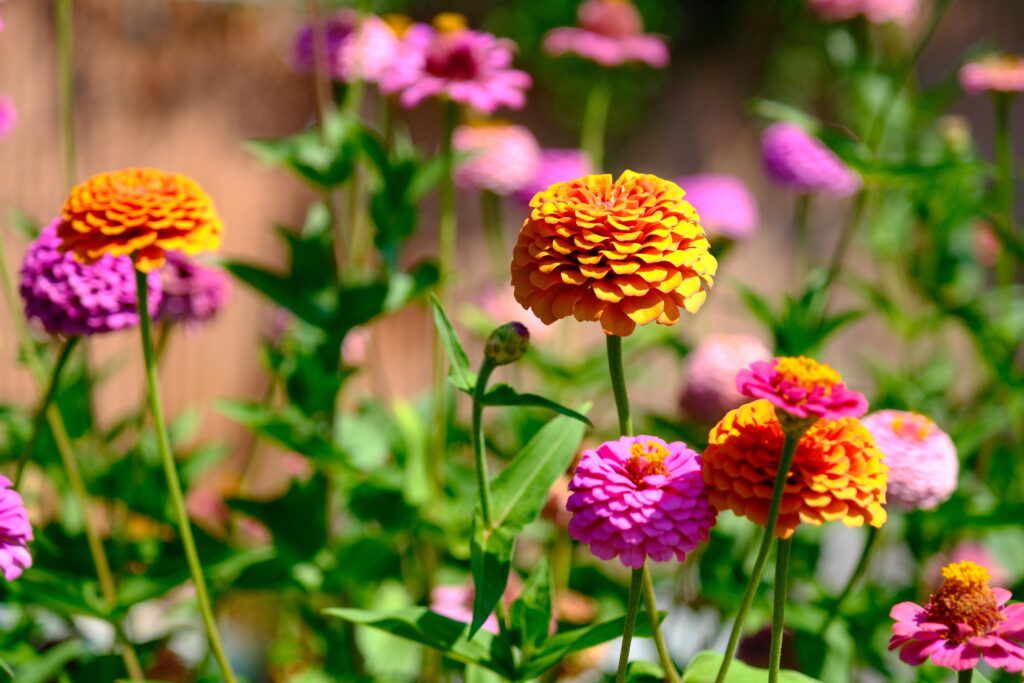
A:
737,356,868,423
861,410,958,511
808,0,919,25
566,435,716,568
512,148,594,206
453,122,540,195
544,0,669,68
0,96,15,141
675,174,759,240
679,334,772,423
380,14,531,114
156,252,231,329
761,122,861,197
960,55,1024,95
890,561,1024,673
293,10,402,84
0,476,33,581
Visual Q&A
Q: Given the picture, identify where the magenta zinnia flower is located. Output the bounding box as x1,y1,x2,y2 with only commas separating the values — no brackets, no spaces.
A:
0,95,15,141
679,334,772,423
807,0,919,25
20,220,162,337
380,14,531,114
155,252,230,329
890,561,1024,673
453,121,540,194
0,476,33,581
736,356,868,422
293,10,402,84
761,122,861,197
861,410,958,511
675,174,759,240
960,55,1024,95
512,148,594,206
544,0,669,68
566,435,716,568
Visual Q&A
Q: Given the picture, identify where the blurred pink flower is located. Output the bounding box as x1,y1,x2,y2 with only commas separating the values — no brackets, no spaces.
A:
343,326,371,366
960,55,1024,95
679,334,772,423
453,122,540,194
807,0,919,25
293,10,402,84
156,252,231,329
927,542,1011,589
737,356,868,422
0,476,33,581
513,148,594,205
0,96,16,141
479,286,554,342
431,574,522,633
675,174,759,240
544,0,669,68
761,123,861,197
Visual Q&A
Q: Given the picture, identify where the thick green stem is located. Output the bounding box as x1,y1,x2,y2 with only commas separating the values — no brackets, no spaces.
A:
472,358,497,528
643,564,681,683
615,568,645,683
994,94,1016,286
605,335,632,436
56,0,76,193
958,669,973,683
582,80,611,171
135,270,237,683
482,190,508,283
714,430,802,683
818,525,880,636
768,537,793,683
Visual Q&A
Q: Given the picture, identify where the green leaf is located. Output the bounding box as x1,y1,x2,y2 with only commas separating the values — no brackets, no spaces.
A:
217,401,340,464
470,515,516,637
510,558,552,658
11,639,88,683
224,261,331,328
247,112,361,188
228,473,329,561
480,384,594,427
430,296,476,392
680,651,822,683
516,612,660,679
324,607,515,677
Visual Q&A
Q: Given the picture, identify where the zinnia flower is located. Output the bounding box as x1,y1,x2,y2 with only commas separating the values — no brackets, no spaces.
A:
0,95,15,141
890,561,1024,672
430,574,522,634
807,0,919,25
544,0,669,68
21,220,162,336
674,174,759,240
566,435,717,568
380,13,531,114
761,123,861,197
156,252,230,328
293,10,402,84
702,400,887,538
737,356,868,423
861,410,958,511
0,476,33,581
679,334,772,423
513,148,594,206
453,121,540,194
960,55,1024,95
927,543,1011,588
58,168,223,272
511,171,716,337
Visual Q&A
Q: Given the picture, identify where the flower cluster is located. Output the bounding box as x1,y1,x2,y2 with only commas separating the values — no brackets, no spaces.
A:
453,121,540,195
674,174,759,240
544,0,669,68
761,123,861,197
0,476,33,582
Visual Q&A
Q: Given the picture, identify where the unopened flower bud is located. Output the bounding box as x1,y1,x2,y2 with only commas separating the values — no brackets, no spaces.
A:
485,322,530,365
937,115,973,157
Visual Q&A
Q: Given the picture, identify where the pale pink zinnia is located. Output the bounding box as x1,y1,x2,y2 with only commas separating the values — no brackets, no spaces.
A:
890,561,1024,673
675,174,759,240
808,0,919,25
679,334,772,423
0,96,15,141
566,435,716,568
453,122,540,195
960,55,1024,95
293,11,403,84
478,286,553,342
544,0,669,68
0,476,33,581
762,122,861,197
736,356,868,422
512,148,594,206
861,410,958,511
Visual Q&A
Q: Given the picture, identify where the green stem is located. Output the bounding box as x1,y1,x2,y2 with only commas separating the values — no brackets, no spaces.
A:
15,336,80,488
615,568,645,683
134,269,237,683
642,564,680,683
438,99,460,292
56,0,76,193
714,430,802,683
482,190,508,283
582,80,611,171
994,93,1016,286
471,357,497,528
605,335,632,436
820,191,867,295
768,537,793,683
793,195,812,275
957,669,973,683
818,525,880,636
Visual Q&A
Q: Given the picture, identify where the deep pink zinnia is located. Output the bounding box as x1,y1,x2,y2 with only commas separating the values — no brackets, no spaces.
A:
890,561,1024,673
736,356,868,422
544,0,669,68
0,476,33,581
566,435,716,568
674,174,759,240
761,122,861,197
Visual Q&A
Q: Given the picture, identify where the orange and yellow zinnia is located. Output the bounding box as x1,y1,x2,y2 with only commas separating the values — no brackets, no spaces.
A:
58,168,223,272
702,399,887,538
511,171,716,337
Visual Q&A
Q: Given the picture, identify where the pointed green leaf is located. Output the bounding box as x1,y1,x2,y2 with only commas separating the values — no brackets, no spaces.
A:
510,557,552,658
430,295,476,392
469,515,516,637
516,612,660,679
680,651,821,683
481,384,593,426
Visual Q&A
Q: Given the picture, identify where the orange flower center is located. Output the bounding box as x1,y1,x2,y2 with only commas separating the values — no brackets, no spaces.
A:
890,414,934,441
382,13,413,37
926,561,1005,643
773,356,842,394
624,441,669,486
433,12,467,34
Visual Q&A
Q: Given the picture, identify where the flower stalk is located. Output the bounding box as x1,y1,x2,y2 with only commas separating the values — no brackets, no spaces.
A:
616,567,645,683
482,190,508,282
582,79,611,171
768,536,794,683
994,93,1016,285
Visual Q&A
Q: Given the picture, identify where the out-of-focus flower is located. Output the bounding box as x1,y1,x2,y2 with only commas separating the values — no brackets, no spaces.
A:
679,334,772,424
484,322,530,365
674,174,759,241
927,543,1011,589
453,121,540,194
937,115,973,157
807,0,919,25
960,55,1024,95
567,435,716,568
542,474,573,530
155,252,230,329
380,14,531,113
20,220,162,336
890,561,1024,672
0,96,15,141
293,10,402,84
702,400,887,538
431,574,522,633
737,356,868,424
512,172,716,337
342,326,371,366
761,123,861,197
554,588,598,624
544,0,669,68
0,476,33,581
58,168,223,272
513,148,594,206
479,286,553,342
861,410,958,511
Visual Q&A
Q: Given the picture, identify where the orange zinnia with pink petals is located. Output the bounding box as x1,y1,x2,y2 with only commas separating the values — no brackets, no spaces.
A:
511,171,716,337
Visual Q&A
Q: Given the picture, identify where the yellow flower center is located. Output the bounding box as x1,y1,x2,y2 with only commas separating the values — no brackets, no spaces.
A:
624,441,669,486
382,13,413,37
433,12,467,34
890,413,934,441
773,356,842,393
927,561,1005,643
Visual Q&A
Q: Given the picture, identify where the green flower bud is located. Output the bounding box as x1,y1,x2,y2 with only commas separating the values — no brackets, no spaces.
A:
485,322,530,365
